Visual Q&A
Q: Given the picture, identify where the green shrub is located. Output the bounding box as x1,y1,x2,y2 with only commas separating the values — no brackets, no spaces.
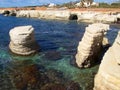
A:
111,3,120,8
99,3,110,8
98,2,120,8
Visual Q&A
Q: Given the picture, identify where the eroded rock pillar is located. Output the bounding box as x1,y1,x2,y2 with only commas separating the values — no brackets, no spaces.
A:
75,23,109,68
9,25,40,55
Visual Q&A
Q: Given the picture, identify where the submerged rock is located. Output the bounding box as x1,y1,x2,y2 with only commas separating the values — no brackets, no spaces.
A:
41,81,81,90
66,81,81,90
8,60,81,90
94,31,120,90
75,23,109,68
41,83,66,90
9,64,48,90
44,51,62,61
46,69,64,83
9,25,40,55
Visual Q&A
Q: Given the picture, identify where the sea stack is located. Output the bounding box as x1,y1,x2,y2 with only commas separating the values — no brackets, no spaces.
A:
9,25,40,55
94,31,120,90
75,23,109,68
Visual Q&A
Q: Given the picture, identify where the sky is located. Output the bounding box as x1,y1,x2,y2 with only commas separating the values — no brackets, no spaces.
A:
0,0,118,8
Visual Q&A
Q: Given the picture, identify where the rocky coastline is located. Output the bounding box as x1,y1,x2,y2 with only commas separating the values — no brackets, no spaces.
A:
0,7,120,89
0,9,120,23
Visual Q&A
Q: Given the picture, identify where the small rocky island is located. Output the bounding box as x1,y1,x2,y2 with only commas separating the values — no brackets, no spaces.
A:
9,25,40,55
75,23,109,68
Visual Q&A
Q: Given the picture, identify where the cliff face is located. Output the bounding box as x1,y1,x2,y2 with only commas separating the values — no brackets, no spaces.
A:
16,10,70,20
94,31,120,90
75,23,109,68
16,10,119,23
9,25,40,55
1,9,120,23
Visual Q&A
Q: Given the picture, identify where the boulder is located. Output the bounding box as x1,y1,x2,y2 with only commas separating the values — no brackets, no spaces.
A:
75,23,109,68
94,31,120,90
9,25,40,55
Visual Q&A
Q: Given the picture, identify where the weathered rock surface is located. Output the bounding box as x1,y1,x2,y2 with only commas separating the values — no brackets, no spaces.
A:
38,10,70,20
1,9,120,23
9,10,16,16
94,31,120,90
9,25,40,55
16,10,70,20
75,23,109,68
16,10,40,18
94,13,117,23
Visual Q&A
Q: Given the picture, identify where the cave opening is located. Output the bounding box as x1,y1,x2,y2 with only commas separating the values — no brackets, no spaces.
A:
117,18,120,23
69,14,78,20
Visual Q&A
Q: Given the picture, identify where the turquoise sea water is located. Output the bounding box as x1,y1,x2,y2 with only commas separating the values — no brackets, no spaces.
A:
0,15,119,90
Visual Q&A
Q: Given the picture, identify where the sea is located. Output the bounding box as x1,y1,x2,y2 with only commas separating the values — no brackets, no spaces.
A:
0,14,119,90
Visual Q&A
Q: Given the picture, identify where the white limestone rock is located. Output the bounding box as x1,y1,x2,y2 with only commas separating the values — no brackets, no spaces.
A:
16,10,40,18
9,25,40,55
94,14,117,23
38,10,70,20
16,10,30,17
75,23,109,68
94,31,120,90
112,31,120,64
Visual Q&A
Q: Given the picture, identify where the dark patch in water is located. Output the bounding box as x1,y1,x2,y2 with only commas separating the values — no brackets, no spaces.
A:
44,51,62,61
5,60,81,90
